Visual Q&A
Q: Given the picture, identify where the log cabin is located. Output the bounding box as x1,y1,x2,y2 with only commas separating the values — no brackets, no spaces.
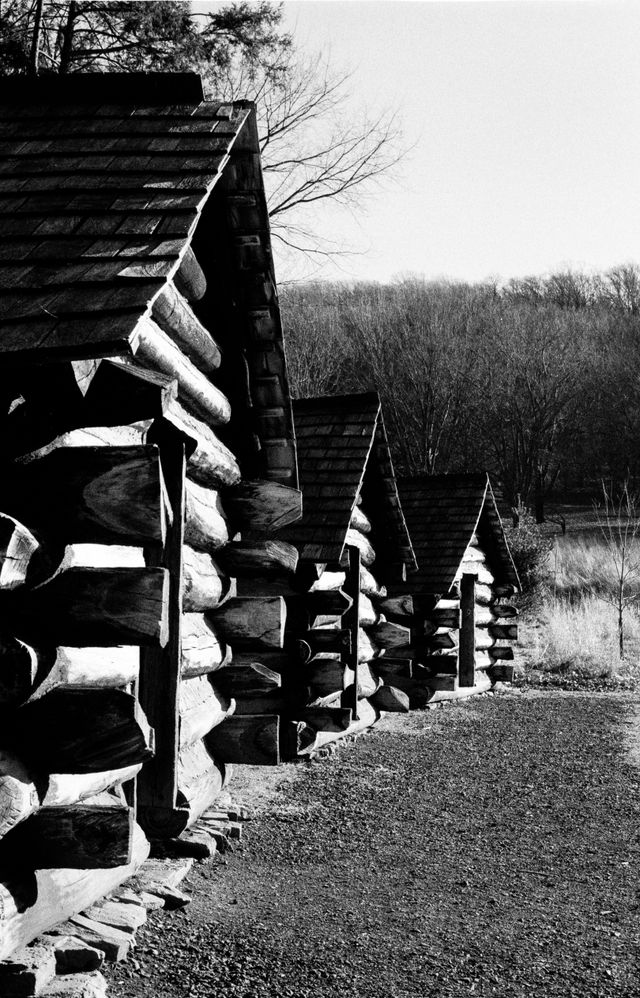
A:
391,473,520,703
0,71,302,959
274,393,418,756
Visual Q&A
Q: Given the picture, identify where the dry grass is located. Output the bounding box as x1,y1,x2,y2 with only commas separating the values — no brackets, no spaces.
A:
520,532,640,684
548,532,640,602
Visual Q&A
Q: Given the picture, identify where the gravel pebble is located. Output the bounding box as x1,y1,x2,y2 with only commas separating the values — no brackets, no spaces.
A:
106,691,640,997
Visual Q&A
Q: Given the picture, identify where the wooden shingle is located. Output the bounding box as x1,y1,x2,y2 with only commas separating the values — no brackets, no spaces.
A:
281,393,416,573
397,473,519,596
0,74,248,363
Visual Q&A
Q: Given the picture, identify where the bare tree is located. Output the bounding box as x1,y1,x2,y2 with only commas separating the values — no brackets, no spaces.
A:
215,47,405,266
602,263,640,315
0,2,406,269
592,483,640,659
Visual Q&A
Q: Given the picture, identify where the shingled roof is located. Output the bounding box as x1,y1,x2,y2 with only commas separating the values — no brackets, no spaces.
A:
280,393,417,576
397,473,519,595
0,72,296,485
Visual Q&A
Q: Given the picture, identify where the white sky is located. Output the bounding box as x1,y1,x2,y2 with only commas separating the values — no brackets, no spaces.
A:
273,0,640,284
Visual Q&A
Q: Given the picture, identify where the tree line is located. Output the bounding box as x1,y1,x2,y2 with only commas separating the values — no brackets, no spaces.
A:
280,267,640,521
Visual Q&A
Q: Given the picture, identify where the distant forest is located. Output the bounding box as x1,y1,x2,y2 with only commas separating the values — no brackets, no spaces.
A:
279,266,640,521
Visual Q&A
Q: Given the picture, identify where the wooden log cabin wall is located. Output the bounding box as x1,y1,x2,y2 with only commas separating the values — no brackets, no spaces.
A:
274,393,419,757
390,474,520,705
0,72,301,959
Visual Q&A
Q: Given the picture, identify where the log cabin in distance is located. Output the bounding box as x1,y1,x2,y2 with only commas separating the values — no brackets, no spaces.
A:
275,393,419,756
0,71,302,960
392,474,520,701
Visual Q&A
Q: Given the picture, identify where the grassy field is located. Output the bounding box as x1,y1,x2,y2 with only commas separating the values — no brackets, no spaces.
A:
518,530,640,686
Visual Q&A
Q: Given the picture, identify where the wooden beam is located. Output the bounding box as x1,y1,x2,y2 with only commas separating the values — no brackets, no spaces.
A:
359,565,386,598
183,547,234,613
371,685,410,713
10,689,153,775
133,317,230,425
342,660,381,699
205,714,280,766
489,646,514,661
342,546,361,720
7,565,169,647
208,597,286,650
376,594,415,623
152,283,221,373
174,246,207,302
350,506,372,534
0,798,134,869
181,613,230,678
218,540,298,577
31,646,139,700
295,629,351,663
344,529,375,567
0,514,40,590
285,589,353,625
174,740,227,831
179,676,234,750
137,437,184,831
184,480,229,553
215,662,281,696
83,359,177,426
459,573,475,687
4,446,168,546
0,823,149,960
296,698,376,757
0,635,38,707
0,751,40,838
161,400,241,488
488,623,518,641
367,620,411,651
222,480,302,534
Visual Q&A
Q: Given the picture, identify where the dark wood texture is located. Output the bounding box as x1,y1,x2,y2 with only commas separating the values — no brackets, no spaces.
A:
223,480,302,534
0,798,134,869
137,439,185,833
205,714,280,766
217,540,298,576
342,545,361,719
459,573,476,687
5,446,167,545
370,685,410,713
10,689,153,774
7,566,169,646
208,597,285,650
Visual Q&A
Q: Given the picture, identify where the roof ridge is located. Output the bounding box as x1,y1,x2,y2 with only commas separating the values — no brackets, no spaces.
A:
0,72,205,106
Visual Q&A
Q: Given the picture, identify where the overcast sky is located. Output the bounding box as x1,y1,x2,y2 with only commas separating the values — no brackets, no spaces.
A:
271,1,640,284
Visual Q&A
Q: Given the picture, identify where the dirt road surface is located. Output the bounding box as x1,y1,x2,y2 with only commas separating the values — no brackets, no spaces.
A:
107,689,640,998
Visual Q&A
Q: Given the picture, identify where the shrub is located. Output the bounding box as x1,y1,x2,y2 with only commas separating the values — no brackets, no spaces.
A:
503,503,552,605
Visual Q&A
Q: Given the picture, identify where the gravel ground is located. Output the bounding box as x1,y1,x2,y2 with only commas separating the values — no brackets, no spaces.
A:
107,689,640,998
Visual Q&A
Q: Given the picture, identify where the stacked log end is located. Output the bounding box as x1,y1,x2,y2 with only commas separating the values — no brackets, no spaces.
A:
380,533,518,703
0,206,302,954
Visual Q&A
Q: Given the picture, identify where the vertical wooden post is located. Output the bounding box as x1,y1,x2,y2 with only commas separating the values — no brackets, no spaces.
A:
342,545,360,721
137,437,186,836
459,573,476,687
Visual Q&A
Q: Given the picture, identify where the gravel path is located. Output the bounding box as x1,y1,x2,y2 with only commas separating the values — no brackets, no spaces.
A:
107,690,640,998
